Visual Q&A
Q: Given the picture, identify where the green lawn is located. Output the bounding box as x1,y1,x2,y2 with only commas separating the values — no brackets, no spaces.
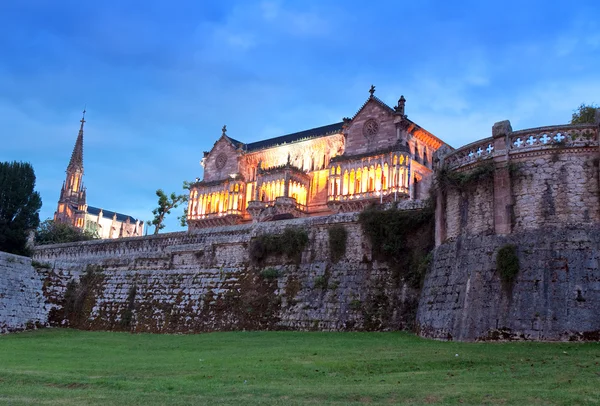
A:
0,329,599,405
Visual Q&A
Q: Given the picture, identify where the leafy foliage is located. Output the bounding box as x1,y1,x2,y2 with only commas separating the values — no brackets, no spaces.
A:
148,185,188,234
0,161,42,256
435,162,495,193
496,244,519,287
571,103,598,124
249,227,309,264
259,267,281,280
35,219,98,245
359,205,434,288
328,224,348,263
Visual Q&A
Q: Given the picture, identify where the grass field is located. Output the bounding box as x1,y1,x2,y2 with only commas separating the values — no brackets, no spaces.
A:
0,329,599,405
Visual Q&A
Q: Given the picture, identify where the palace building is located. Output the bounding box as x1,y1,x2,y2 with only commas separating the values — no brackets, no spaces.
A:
187,87,451,229
54,111,144,239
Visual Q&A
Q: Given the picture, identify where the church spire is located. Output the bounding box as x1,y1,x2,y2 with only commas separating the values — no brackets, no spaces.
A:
67,109,86,172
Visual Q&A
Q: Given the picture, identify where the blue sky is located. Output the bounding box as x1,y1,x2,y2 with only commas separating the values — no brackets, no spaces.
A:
1,0,599,233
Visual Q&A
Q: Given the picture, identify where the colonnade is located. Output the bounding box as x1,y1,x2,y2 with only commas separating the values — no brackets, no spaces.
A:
329,155,410,198
188,184,244,218
258,179,308,206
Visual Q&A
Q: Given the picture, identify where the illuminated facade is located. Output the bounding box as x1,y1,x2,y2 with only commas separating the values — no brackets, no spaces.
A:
187,88,450,229
54,111,144,239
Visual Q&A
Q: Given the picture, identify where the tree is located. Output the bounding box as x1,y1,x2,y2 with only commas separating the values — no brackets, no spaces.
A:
178,180,192,228
571,103,599,124
0,161,42,255
35,219,98,245
148,187,188,234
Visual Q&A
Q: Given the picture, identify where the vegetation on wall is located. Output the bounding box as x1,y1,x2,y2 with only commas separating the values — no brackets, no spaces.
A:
0,161,42,256
328,224,347,263
249,227,309,264
259,267,281,280
120,284,137,330
62,266,105,328
496,244,520,288
358,205,434,289
435,162,495,193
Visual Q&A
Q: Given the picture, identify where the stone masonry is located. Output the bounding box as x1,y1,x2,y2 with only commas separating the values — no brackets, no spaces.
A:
0,252,49,333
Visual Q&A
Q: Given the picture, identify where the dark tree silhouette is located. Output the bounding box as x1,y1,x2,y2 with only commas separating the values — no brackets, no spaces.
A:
0,161,42,255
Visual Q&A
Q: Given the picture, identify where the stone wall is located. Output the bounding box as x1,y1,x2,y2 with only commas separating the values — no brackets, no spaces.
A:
0,252,48,333
417,228,600,341
422,121,600,341
436,122,600,242
34,213,420,333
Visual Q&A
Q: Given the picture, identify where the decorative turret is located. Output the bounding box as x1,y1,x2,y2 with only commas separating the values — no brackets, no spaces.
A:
395,95,406,116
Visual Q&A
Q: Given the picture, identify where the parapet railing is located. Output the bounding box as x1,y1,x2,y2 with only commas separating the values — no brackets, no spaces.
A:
443,123,599,170
508,124,598,154
443,137,495,170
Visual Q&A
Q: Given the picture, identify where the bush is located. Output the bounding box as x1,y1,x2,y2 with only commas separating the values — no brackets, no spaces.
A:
349,299,362,311
249,227,309,264
260,267,281,280
313,275,329,290
497,244,519,287
328,224,347,263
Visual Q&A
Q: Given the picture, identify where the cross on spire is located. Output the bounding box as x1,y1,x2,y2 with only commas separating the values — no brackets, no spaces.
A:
222,125,227,136
369,84,376,97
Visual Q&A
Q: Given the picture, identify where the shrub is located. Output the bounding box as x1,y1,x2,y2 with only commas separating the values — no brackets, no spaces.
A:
260,267,281,280
249,227,309,264
349,299,362,310
328,224,348,263
31,260,51,269
497,244,519,287
313,275,329,290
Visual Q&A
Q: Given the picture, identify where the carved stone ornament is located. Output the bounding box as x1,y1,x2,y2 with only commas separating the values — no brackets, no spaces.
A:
363,118,379,139
215,153,228,169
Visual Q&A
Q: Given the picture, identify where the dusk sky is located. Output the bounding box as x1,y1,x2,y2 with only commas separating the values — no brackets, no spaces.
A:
1,0,599,233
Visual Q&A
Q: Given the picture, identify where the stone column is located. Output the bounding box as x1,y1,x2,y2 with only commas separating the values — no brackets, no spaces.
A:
492,120,513,235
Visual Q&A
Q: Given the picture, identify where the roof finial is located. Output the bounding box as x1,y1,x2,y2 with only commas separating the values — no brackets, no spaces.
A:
222,125,227,136
79,107,86,132
369,84,376,97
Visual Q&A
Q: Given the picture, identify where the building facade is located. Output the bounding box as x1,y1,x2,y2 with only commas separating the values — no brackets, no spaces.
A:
54,111,144,239
187,88,451,229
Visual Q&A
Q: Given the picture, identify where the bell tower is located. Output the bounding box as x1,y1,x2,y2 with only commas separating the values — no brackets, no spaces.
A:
54,109,88,229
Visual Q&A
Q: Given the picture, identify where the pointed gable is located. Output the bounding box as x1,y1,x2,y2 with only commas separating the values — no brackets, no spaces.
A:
344,96,399,156
203,134,243,183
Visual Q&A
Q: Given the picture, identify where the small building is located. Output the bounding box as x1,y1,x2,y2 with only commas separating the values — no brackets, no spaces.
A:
187,87,451,229
54,111,144,239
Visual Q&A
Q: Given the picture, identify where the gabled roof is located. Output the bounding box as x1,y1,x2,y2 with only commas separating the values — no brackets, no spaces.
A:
350,95,396,121
87,206,140,223
234,122,344,153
